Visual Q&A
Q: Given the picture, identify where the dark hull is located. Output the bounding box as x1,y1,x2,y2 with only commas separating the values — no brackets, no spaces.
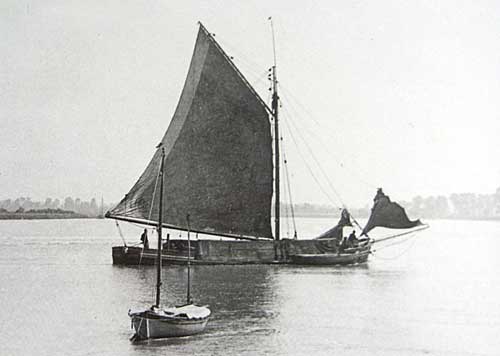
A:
289,242,371,265
289,252,370,265
112,246,212,265
113,239,371,266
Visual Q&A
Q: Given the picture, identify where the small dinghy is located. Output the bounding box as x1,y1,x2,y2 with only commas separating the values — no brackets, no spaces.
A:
129,304,210,340
128,149,210,341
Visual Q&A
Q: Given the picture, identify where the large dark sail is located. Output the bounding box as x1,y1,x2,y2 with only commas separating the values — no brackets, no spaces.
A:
107,24,273,239
362,189,422,235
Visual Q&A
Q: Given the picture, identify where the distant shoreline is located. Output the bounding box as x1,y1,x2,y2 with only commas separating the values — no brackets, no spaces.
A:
0,213,498,222
0,213,91,220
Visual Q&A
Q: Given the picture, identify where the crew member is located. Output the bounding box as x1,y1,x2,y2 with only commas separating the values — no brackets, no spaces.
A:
347,230,359,248
140,228,149,249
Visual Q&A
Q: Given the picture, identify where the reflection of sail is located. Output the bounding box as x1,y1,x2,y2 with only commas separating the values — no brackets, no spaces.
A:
186,265,275,320
315,209,352,240
107,25,273,239
362,189,421,235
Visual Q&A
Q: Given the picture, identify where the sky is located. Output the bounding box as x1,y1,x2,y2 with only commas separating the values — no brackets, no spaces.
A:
1,0,500,208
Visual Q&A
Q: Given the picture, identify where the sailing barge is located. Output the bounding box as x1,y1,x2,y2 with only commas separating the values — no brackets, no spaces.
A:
107,23,426,266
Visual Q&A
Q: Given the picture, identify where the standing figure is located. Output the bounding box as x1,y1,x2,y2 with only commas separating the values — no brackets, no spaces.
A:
347,230,359,248
140,228,149,249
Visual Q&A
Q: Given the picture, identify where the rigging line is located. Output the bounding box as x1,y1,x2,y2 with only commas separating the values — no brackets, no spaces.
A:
278,81,375,183
278,86,376,190
281,109,339,207
233,59,269,84
115,221,127,247
282,97,372,224
283,103,366,232
372,225,429,244
285,110,366,233
147,157,163,222
279,84,322,127
371,233,419,259
375,234,415,250
141,157,163,267
250,69,273,89
279,141,291,238
215,36,270,74
269,17,277,67
212,35,274,92
282,180,290,238
281,150,291,238
280,134,298,237
282,104,347,208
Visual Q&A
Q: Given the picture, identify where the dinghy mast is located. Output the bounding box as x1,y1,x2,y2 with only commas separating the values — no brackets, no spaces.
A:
155,147,165,307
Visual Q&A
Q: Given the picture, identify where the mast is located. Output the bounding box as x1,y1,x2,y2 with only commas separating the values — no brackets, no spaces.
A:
186,214,192,304
155,147,166,307
270,17,280,243
272,65,280,243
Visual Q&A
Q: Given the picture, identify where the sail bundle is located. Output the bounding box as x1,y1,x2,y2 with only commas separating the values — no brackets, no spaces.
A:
315,209,352,240
362,189,422,235
107,24,273,239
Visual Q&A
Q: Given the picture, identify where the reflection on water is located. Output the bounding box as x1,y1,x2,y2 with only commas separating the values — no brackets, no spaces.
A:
0,219,500,355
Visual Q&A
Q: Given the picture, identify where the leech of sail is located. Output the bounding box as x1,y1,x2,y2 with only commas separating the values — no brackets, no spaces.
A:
197,22,274,117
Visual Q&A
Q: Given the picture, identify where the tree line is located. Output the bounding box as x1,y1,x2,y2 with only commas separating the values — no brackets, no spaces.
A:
280,187,500,220
2,187,500,220
0,197,114,218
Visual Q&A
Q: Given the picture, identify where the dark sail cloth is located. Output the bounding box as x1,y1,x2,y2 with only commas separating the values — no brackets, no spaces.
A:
106,24,273,239
316,209,352,240
362,189,421,235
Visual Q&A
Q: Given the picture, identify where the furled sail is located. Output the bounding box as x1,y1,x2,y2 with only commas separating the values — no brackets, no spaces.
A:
315,209,352,240
107,24,273,239
362,189,422,235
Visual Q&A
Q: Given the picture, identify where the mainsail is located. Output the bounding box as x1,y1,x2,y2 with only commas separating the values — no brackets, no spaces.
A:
362,189,422,235
107,24,273,239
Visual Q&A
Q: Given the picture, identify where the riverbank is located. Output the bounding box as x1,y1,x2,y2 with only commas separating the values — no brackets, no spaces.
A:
0,212,89,220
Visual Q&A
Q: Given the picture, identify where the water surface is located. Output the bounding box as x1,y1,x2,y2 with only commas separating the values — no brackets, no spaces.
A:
0,218,499,355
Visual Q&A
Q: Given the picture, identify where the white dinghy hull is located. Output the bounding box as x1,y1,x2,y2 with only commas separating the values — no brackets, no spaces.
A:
129,304,210,340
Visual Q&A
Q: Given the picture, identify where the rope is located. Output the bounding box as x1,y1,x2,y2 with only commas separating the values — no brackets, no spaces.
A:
147,159,162,221
280,133,298,238
372,225,429,244
281,105,339,208
250,69,274,89
278,84,377,191
279,89,373,235
137,159,163,267
281,95,356,209
281,171,290,238
115,221,127,247
371,234,419,260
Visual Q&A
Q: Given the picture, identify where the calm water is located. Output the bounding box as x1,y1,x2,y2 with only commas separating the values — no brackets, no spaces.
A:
1,218,499,356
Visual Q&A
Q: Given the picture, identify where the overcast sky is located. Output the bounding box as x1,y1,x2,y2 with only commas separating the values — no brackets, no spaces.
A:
2,0,499,207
